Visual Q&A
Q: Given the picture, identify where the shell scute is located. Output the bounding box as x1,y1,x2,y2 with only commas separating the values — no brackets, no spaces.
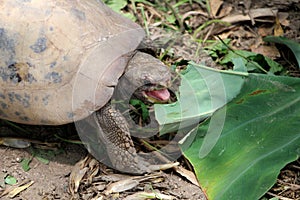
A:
0,0,145,124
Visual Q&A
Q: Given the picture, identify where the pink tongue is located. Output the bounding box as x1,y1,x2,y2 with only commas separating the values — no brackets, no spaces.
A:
146,89,170,101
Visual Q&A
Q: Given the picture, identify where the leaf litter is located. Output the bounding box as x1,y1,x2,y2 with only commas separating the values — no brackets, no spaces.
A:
0,0,299,199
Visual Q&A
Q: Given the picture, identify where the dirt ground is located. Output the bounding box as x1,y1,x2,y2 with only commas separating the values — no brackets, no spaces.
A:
1,0,300,199
0,143,206,200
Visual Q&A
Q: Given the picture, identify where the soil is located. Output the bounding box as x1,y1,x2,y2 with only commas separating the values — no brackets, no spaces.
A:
1,0,299,200
0,144,85,200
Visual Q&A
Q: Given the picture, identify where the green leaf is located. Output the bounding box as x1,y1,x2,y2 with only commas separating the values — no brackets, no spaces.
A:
166,15,176,24
30,148,55,165
220,50,284,74
130,99,150,121
36,156,50,165
154,64,246,134
264,36,300,68
232,57,247,72
183,73,300,200
103,0,136,20
5,175,17,185
104,0,127,13
205,39,231,58
21,158,31,172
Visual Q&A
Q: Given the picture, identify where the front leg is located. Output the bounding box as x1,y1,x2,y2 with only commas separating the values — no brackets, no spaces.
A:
95,103,151,174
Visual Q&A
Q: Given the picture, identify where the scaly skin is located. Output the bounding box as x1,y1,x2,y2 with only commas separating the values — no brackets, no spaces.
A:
94,51,178,174
96,103,151,174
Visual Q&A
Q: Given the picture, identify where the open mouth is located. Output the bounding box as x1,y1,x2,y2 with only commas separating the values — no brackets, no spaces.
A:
144,88,170,103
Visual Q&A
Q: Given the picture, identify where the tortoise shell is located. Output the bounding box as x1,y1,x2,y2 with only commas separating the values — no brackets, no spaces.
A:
0,0,145,125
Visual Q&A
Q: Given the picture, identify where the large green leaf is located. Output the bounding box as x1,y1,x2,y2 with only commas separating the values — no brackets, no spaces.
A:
183,73,300,200
154,64,246,134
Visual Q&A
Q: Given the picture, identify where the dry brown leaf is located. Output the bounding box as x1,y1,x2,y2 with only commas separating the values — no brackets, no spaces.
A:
217,5,233,18
123,191,175,200
222,8,278,24
209,0,224,18
91,195,104,200
148,162,180,171
174,166,200,187
258,27,274,37
73,167,88,193
103,172,165,195
249,8,277,24
250,45,280,59
87,161,99,185
278,12,290,26
274,15,284,36
104,179,140,195
92,182,106,191
69,156,90,194
8,180,34,198
182,10,208,21
0,180,34,198
100,174,132,182
218,30,235,40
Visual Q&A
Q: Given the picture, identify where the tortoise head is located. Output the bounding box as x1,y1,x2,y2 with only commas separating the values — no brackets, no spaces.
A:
115,51,179,104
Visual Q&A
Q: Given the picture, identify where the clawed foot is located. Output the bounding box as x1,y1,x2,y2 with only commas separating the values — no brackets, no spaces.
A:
107,145,179,174
95,104,179,174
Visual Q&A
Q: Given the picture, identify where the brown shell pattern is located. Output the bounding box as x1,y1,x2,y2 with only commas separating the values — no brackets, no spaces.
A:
0,0,145,125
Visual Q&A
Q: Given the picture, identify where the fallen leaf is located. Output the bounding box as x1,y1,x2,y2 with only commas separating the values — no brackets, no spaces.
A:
92,182,106,191
174,166,199,187
73,167,88,193
274,15,284,36
148,162,180,171
222,8,278,24
123,191,175,200
104,172,165,195
69,156,90,194
257,27,274,37
250,45,280,59
209,0,224,18
278,12,289,26
0,171,6,189
105,179,140,195
91,195,104,200
8,180,34,198
100,174,132,182
217,5,233,18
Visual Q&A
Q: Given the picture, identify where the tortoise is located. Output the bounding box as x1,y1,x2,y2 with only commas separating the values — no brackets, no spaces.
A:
0,0,177,174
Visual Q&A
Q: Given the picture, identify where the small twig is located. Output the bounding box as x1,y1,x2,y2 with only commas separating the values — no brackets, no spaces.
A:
266,192,295,200
277,179,300,190
203,23,215,43
182,10,209,21
291,164,300,170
